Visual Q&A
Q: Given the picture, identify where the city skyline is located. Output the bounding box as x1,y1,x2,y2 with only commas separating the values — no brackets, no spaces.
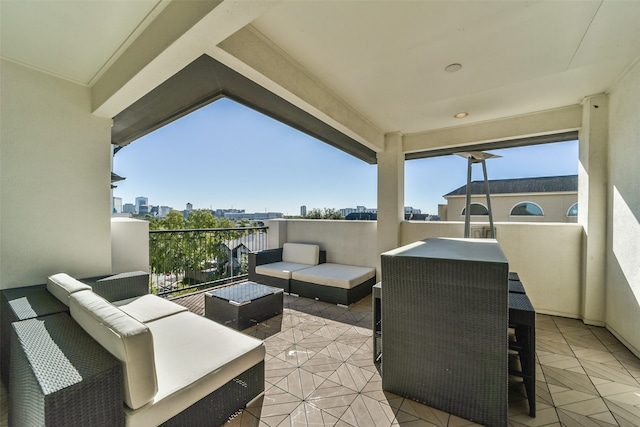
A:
113,98,579,216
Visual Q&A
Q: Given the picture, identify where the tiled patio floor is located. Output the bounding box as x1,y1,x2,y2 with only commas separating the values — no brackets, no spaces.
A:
174,290,640,427
3,291,639,427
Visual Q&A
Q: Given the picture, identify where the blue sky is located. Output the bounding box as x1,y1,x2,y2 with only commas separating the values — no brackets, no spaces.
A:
113,98,578,216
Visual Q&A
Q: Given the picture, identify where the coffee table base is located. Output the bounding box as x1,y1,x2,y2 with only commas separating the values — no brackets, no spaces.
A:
204,282,283,330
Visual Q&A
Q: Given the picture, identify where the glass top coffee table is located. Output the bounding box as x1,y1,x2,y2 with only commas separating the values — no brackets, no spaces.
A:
204,282,283,330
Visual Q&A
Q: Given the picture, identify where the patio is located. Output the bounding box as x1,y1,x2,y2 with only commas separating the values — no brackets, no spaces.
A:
170,289,640,426
2,2,640,425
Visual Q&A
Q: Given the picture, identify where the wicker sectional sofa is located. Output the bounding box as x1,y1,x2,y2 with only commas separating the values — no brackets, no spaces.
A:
7,273,265,427
249,243,376,305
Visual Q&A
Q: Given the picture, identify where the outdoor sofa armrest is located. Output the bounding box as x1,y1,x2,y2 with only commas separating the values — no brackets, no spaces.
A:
82,271,149,302
250,248,284,268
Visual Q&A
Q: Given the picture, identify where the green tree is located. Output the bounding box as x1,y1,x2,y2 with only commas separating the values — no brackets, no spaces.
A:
304,207,344,220
321,208,344,219
149,208,263,294
163,210,186,229
186,209,218,229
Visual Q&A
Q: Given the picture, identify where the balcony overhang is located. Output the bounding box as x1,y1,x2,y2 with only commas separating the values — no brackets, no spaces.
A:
111,54,378,164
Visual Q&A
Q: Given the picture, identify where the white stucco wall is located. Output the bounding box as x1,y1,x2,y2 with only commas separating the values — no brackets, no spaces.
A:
0,60,113,289
270,219,378,274
111,217,149,274
401,221,583,319
606,61,640,357
446,193,578,223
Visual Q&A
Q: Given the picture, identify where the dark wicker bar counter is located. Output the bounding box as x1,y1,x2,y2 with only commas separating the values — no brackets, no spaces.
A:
381,237,509,427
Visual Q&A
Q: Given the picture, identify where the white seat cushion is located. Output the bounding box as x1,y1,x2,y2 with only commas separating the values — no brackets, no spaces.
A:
255,261,313,280
282,243,319,265
117,294,188,323
47,273,92,306
124,311,265,427
69,291,157,410
291,263,376,289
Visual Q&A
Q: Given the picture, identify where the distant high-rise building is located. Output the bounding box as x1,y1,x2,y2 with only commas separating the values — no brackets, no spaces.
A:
300,205,307,216
123,203,135,213
186,202,193,211
135,196,148,213
159,206,173,218
113,197,122,213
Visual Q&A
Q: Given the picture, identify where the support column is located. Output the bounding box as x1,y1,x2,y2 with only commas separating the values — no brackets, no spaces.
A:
377,132,404,278
578,94,608,325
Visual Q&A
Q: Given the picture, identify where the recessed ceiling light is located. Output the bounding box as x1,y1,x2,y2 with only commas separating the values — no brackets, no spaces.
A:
445,63,462,73
454,112,468,119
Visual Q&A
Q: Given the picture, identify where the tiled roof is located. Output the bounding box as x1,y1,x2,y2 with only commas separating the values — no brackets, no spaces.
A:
444,175,577,197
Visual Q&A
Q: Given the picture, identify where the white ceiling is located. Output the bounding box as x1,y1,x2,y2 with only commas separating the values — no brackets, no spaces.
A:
251,0,640,134
2,0,639,135
0,0,167,85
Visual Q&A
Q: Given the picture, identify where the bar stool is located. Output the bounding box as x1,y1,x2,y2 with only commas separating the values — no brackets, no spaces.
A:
509,290,536,417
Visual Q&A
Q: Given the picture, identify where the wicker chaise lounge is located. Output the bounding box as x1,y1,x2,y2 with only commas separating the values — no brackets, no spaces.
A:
249,243,376,305
7,273,265,427
248,243,326,292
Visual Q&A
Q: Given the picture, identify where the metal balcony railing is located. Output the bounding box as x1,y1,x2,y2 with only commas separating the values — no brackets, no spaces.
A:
149,226,268,297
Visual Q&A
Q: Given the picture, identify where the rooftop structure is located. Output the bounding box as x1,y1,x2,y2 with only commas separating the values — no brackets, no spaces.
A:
444,175,579,197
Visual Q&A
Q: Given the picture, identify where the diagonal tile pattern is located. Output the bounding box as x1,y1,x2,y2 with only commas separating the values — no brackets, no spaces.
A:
5,289,639,426
162,291,640,427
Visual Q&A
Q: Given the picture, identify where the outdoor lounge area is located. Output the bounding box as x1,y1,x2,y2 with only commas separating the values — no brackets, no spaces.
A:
2,2,640,426
141,289,640,425
2,291,640,427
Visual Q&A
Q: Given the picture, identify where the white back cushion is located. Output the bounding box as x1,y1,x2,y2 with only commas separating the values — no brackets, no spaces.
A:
47,273,92,306
69,291,158,410
282,243,319,265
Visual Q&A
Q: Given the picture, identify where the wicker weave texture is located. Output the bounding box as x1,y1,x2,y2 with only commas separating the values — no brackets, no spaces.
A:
84,271,150,302
381,247,508,427
160,360,265,426
205,283,283,330
290,276,375,305
9,313,123,426
1,285,68,386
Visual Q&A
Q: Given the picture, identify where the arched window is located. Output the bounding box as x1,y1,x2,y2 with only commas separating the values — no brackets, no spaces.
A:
567,203,578,217
510,202,544,216
461,203,489,216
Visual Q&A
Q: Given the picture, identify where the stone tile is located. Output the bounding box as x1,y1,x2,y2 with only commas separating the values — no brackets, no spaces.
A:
508,407,560,426
581,360,640,386
319,341,360,362
171,293,640,427
566,335,610,352
594,381,640,397
604,389,640,406
541,365,599,396
282,401,340,426
273,345,317,367
537,338,575,357
397,399,450,426
339,394,398,426
558,397,610,416
325,362,374,393
274,367,325,400
301,354,344,376
557,408,616,427
551,389,600,407
537,353,581,370
604,397,640,426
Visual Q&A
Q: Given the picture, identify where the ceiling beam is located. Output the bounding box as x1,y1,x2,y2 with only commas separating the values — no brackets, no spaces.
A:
403,105,583,157
216,25,385,153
